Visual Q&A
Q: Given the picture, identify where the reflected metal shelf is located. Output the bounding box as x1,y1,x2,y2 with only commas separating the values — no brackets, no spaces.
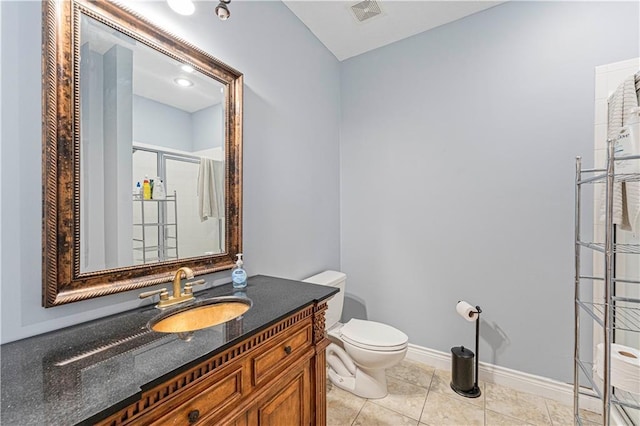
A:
133,223,177,227
133,245,177,252
133,195,177,202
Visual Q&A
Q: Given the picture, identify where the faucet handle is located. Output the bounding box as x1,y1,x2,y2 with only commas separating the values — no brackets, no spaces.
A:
139,288,169,301
183,279,206,295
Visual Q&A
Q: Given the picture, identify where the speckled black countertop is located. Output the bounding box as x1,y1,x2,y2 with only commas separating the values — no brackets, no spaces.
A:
0,275,338,425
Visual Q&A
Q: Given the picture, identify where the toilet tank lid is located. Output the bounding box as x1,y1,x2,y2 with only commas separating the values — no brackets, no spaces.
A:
302,270,346,288
341,319,408,348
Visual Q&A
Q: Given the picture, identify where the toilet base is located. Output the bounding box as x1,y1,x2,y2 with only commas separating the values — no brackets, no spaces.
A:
328,365,389,399
326,343,390,399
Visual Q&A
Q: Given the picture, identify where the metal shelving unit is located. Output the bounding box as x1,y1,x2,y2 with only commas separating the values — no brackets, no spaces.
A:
574,140,640,425
133,191,179,264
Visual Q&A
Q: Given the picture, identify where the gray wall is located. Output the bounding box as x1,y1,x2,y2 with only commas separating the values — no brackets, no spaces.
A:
340,1,638,382
193,103,224,151
133,97,224,152
133,95,193,151
0,0,340,343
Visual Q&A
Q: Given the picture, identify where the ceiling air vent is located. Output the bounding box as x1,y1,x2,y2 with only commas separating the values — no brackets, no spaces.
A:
350,0,382,23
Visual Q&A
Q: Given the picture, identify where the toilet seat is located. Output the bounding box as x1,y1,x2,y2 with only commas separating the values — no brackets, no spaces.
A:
340,319,408,352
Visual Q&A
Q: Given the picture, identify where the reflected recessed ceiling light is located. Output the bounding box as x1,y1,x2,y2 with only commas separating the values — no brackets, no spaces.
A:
215,0,231,21
174,77,194,87
167,0,195,16
181,64,195,73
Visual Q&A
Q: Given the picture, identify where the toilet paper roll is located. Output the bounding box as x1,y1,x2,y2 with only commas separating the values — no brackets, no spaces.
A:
595,343,640,394
456,301,478,322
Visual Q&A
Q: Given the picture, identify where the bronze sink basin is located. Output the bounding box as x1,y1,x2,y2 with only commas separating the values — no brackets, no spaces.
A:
148,296,252,334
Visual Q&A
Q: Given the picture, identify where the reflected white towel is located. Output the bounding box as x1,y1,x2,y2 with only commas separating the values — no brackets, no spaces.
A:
602,74,639,231
197,158,225,222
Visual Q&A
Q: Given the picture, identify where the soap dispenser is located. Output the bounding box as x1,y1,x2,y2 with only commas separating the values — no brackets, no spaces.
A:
232,253,247,289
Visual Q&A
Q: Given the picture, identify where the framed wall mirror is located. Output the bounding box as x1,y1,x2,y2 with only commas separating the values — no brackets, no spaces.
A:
42,0,243,307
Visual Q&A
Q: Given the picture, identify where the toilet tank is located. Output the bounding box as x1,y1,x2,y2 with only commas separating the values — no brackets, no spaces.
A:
303,271,345,329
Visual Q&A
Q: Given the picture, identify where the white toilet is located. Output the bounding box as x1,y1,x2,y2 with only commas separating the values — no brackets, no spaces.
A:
303,270,408,399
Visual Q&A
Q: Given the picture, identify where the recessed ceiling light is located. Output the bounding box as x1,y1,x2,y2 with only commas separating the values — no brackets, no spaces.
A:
167,0,195,16
181,64,195,73
174,77,194,87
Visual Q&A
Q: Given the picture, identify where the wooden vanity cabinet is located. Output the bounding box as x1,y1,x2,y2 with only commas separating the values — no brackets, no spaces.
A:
96,302,329,426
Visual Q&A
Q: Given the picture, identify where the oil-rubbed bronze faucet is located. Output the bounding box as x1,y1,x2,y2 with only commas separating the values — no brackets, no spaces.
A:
139,267,205,308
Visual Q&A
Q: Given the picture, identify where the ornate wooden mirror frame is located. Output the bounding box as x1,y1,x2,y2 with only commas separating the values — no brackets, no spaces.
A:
42,0,243,307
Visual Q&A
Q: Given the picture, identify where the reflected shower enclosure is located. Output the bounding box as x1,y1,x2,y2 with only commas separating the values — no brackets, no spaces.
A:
132,146,225,266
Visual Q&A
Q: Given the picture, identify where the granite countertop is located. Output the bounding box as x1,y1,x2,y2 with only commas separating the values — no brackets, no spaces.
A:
0,275,338,425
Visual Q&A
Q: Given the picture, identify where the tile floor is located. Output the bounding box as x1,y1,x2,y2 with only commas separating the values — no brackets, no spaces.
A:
326,359,603,426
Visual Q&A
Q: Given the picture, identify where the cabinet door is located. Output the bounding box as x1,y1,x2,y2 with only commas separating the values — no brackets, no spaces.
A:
256,365,311,426
228,411,248,426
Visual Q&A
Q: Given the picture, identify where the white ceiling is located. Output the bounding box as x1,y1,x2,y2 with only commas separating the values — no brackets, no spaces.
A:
282,1,505,61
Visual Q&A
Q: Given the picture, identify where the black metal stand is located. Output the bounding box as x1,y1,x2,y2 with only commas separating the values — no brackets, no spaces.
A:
451,305,482,398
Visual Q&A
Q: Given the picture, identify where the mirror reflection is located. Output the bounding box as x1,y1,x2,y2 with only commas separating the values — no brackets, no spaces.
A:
79,14,226,273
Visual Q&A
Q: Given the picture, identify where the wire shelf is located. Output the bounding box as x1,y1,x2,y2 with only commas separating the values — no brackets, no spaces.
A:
578,241,640,254
577,301,640,333
577,172,640,185
575,151,640,423
133,245,177,252
576,360,640,411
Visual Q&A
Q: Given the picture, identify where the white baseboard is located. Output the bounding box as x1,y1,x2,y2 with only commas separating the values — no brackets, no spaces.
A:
406,343,603,414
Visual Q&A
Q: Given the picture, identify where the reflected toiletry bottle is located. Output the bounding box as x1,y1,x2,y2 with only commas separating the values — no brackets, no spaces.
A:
154,178,166,200
143,178,151,200
134,182,141,199
232,253,247,289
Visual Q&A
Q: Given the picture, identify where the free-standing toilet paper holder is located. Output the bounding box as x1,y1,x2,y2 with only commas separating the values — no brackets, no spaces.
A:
451,303,482,398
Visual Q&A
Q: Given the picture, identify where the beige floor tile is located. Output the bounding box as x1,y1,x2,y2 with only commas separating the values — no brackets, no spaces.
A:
420,391,484,426
429,369,485,408
544,399,601,426
486,409,535,425
578,408,602,425
326,381,367,426
485,383,551,425
387,359,435,389
370,376,429,421
544,399,573,426
353,401,419,426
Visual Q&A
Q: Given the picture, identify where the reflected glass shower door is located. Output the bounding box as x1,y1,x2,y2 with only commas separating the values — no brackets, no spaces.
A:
165,156,223,258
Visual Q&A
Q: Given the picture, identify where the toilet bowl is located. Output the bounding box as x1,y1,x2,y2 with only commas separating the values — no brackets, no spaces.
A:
303,271,408,399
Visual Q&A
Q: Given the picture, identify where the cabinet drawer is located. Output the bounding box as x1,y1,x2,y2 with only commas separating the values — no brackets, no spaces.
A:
252,324,312,386
148,366,243,425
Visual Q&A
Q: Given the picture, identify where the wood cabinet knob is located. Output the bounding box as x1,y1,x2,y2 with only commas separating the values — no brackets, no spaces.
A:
284,345,292,355
188,409,200,424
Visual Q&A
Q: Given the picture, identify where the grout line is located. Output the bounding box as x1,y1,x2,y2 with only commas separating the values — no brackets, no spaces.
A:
544,399,554,426
484,388,487,425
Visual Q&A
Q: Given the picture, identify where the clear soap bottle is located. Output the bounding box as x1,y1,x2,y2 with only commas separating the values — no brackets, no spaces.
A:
232,253,247,289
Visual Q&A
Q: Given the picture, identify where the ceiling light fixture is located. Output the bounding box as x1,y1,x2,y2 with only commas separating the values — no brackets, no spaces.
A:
174,77,194,87
181,64,195,73
167,0,195,16
215,0,231,21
